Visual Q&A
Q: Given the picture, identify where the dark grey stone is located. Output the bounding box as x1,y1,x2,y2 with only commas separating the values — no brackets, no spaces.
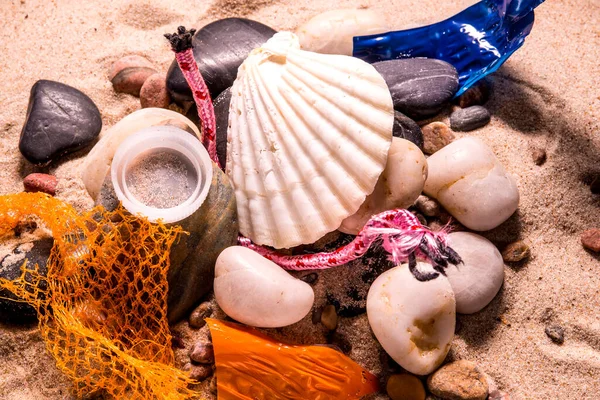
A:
19,80,102,165
214,87,232,168
167,18,276,105
450,105,491,131
393,111,424,149
373,58,458,119
545,325,565,344
0,238,52,323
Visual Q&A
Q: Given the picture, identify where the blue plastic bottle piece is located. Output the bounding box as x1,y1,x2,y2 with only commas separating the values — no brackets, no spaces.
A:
353,0,545,96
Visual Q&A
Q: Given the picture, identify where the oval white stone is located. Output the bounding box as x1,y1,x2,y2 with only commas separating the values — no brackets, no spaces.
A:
214,246,314,328
339,138,428,234
446,232,505,314
296,9,390,55
423,137,519,231
367,263,455,375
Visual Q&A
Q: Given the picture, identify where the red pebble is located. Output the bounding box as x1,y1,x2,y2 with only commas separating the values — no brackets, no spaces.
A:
23,173,58,195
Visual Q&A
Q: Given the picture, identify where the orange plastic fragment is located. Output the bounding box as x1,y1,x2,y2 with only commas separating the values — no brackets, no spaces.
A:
207,318,380,399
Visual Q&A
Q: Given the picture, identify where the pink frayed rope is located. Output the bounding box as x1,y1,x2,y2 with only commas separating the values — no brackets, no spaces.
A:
165,27,221,168
238,209,461,280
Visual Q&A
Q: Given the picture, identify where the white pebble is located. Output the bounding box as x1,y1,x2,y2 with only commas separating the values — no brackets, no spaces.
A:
296,9,389,55
367,263,455,375
214,246,314,328
423,137,519,231
339,138,427,234
446,232,505,314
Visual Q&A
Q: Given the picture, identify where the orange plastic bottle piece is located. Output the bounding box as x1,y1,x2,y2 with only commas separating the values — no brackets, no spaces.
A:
207,318,379,399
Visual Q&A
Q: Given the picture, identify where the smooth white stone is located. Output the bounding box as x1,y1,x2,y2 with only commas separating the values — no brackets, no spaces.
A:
339,138,428,234
446,232,505,314
296,9,390,55
214,246,314,328
367,263,455,375
423,137,519,231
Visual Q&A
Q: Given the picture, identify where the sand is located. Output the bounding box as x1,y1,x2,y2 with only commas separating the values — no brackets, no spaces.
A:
0,0,599,399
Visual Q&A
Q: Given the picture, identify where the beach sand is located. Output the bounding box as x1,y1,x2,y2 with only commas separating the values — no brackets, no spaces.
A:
1,0,599,399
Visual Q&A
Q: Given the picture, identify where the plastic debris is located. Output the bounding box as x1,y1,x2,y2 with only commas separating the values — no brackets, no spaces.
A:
207,318,379,399
353,0,546,95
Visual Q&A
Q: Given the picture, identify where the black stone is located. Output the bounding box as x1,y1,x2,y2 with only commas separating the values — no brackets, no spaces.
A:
19,80,102,165
393,111,424,149
0,238,52,323
373,58,458,119
545,325,565,344
450,105,491,131
214,87,232,168
166,18,276,105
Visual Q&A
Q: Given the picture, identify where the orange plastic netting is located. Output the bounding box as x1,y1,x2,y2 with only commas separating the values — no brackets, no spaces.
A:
0,192,198,400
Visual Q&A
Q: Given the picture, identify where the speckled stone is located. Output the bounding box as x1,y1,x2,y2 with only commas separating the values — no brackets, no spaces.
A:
421,121,455,154
374,59,458,119
449,106,491,131
427,360,489,400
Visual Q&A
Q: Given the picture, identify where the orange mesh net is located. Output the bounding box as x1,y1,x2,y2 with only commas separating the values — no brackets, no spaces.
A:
207,318,380,399
0,192,198,400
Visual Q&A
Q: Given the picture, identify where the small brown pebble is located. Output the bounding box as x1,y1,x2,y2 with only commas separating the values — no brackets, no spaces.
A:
415,195,440,217
300,272,318,284
110,55,157,96
501,241,530,262
545,325,565,344
387,373,426,400
140,73,171,109
457,79,491,108
188,363,214,381
320,304,338,330
427,360,489,400
23,173,58,195
189,342,214,364
189,301,212,329
581,229,600,252
421,122,455,155
531,147,546,165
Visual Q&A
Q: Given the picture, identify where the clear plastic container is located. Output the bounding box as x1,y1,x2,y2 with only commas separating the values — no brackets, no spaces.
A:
111,126,213,223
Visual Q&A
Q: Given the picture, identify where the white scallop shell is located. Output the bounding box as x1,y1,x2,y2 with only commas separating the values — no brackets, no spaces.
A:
227,32,394,249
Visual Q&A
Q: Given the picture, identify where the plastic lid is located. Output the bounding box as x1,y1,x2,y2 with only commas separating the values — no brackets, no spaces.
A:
111,126,213,224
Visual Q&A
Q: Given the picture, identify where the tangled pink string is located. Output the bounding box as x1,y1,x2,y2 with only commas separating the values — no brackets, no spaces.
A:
238,209,454,271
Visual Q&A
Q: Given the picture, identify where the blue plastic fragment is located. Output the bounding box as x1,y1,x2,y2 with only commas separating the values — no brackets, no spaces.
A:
353,0,545,96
